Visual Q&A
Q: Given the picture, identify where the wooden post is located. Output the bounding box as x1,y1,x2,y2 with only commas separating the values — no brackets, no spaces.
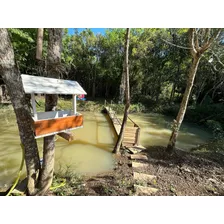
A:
135,127,140,146
73,94,77,114
31,93,37,120
57,131,75,141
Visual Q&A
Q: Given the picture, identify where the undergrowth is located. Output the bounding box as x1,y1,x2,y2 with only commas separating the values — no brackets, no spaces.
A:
51,166,85,196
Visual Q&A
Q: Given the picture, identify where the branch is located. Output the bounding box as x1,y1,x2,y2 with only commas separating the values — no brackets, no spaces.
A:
194,28,200,52
211,51,224,68
189,28,197,57
204,28,211,44
200,28,222,53
161,38,191,49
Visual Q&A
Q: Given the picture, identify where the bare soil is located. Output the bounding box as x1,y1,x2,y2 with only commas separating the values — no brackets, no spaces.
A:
59,146,224,196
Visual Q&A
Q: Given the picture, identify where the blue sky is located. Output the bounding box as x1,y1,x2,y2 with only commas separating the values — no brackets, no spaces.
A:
68,28,107,35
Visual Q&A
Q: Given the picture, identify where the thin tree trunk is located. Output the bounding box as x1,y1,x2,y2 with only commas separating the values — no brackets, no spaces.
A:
0,29,41,195
167,28,221,153
113,28,130,154
119,58,126,104
167,55,201,152
92,67,96,98
169,83,176,104
37,28,63,195
36,28,44,60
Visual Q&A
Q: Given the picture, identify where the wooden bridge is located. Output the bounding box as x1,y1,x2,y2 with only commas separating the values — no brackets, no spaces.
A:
104,106,145,152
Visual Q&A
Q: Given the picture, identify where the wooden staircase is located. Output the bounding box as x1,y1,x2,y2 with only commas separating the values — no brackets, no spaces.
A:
104,106,143,149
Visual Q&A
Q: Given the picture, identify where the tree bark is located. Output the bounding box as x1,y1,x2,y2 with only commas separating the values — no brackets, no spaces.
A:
36,28,44,60
37,28,63,195
167,55,201,152
0,29,41,195
167,28,221,153
113,28,130,154
118,62,126,104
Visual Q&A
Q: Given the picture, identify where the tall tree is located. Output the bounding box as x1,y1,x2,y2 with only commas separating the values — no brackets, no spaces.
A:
37,28,63,195
119,61,126,104
167,28,222,152
113,28,131,154
0,28,41,195
36,28,44,60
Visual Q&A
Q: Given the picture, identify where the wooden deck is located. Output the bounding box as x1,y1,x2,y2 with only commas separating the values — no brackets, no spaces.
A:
104,106,145,150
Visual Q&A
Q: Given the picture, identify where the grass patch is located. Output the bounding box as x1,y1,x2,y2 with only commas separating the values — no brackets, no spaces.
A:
51,166,85,196
192,139,224,153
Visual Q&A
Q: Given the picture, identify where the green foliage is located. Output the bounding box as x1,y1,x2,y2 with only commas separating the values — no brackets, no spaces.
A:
8,28,48,75
192,139,224,153
7,28,223,143
52,166,84,196
206,120,224,140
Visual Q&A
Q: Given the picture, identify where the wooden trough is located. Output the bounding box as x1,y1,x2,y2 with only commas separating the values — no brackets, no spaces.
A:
21,74,87,140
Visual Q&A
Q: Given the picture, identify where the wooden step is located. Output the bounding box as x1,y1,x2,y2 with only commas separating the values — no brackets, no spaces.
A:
124,137,135,141
124,136,136,139
124,132,136,136
124,132,136,137
133,172,156,182
134,184,158,195
130,154,148,161
125,146,143,154
125,127,138,131
123,141,135,145
132,162,149,168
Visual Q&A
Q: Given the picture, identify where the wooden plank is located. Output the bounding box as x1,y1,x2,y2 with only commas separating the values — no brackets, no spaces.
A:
31,93,37,120
124,132,136,136
34,114,83,137
125,127,138,131
123,140,135,145
72,94,77,114
134,184,158,195
133,172,156,182
127,148,139,154
104,106,145,149
130,154,148,161
57,131,75,141
124,136,136,140
133,145,146,150
132,162,148,168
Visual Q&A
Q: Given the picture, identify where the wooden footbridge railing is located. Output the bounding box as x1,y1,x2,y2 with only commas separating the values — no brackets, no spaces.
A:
103,102,145,150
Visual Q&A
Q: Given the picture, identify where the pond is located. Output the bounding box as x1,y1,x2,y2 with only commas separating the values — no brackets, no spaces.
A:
0,111,116,187
0,109,212,188
128,113,212,150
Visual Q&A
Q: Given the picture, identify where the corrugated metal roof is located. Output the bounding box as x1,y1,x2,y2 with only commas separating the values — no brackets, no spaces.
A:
21,74,87,95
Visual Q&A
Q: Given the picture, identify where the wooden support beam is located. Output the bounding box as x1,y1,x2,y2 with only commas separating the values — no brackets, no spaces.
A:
57,131,75,142
135,127,140,146
31,93,37,120
72,94,77,115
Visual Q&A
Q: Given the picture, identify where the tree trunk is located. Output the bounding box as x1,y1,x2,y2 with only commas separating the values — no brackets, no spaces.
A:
167,55,201,152
0,29,41,195
92,68,96,99
166,28,221,153
38,28,63,195
169,83,176,104
36,28,44,60
119,60,126,104
113,28,130,154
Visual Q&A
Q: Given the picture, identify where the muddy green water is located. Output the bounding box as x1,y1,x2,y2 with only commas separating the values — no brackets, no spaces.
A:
0,110,212,187
127,113,212,150
0,111,116,187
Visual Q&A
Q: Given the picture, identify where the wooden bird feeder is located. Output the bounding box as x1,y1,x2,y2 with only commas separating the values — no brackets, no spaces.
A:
21,74,87,139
